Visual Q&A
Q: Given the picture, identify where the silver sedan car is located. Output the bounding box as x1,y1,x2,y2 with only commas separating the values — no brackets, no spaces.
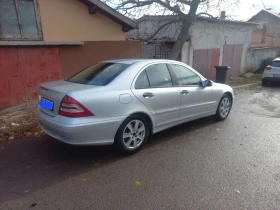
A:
36,59,234,153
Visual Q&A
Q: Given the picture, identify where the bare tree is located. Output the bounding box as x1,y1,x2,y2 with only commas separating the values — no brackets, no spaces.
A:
102,0,241,59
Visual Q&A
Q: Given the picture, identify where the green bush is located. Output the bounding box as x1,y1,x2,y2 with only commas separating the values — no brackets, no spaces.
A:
256,57,274,73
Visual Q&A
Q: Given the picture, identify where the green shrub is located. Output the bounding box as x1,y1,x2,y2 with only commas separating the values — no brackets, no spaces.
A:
256,57,274,73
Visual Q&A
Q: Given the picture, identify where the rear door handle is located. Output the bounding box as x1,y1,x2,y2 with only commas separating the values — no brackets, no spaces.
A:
143,92,154,98
181,90,189,95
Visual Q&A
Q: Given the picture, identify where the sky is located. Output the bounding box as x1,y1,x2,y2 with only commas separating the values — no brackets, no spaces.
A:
215,0,280,21
106,0,280,21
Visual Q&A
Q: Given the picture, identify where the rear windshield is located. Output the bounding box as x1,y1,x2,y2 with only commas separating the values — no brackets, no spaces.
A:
271,61,280,67
67,63,130,86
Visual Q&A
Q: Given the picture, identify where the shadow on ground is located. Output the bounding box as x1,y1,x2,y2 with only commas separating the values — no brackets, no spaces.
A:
0,115,219,203
265,82,280,88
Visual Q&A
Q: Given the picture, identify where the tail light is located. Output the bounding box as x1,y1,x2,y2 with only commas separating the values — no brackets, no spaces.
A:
266,66,272,70
58,95,94,118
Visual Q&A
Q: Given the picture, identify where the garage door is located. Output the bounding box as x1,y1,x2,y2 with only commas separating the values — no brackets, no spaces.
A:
193,48,220,80
222,44,243,77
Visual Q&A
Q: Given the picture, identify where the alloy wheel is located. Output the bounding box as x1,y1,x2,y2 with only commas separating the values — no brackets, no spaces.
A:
122,120,146,149
219,97,231,118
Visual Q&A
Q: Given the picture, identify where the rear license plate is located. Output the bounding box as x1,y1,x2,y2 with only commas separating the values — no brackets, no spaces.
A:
273,74,280,77
39,98,54,111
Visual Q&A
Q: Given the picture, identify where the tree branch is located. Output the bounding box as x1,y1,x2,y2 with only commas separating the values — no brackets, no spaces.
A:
262,0,267,10
196,12,215,18
176,0,192,6
116,0,153,10
116,0,186,16
142,19,182,41
164,0,171,6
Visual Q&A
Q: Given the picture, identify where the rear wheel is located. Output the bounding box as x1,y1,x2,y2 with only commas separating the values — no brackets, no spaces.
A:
115,115,149,154
215,94,232,121
262,79,268,86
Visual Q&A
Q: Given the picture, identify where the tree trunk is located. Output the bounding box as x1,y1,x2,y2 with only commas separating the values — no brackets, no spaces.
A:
168,21,192,60
168,1,200,60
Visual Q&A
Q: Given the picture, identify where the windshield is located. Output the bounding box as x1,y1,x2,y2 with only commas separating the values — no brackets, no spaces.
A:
67,63,130,86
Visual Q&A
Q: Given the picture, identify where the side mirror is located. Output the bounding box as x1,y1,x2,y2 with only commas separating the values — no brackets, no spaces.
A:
201,80,212,88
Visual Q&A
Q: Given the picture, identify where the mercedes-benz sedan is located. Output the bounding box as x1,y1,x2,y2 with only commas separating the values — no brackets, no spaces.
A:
36,59,234,153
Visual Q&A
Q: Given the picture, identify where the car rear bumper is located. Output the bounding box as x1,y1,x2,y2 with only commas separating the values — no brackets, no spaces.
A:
262,77,280,82
36,107,125,145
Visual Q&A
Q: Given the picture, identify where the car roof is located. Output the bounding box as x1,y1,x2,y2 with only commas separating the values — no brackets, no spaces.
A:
102,59,184,65
102,59,142,64
273,57,280,61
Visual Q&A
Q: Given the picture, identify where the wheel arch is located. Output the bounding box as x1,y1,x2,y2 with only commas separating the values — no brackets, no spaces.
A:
129,112,154,135
116,112,154,138
214,91,233,112
113,112,154,153
224,91,233,104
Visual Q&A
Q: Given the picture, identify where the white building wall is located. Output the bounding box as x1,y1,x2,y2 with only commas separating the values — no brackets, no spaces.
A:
189,21,253,50
189,21,254,74
219,46,223,65
189,46,194,67
127,18,255,75
247,48,278,69
181,42,190,64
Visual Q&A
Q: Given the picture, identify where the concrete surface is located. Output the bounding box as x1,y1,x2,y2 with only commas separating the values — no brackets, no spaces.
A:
232,82,261,91
1,84,280,210
244,73,254,78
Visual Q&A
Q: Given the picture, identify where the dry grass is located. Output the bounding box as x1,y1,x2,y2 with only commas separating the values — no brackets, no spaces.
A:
0,108,42,142
227,74,262,87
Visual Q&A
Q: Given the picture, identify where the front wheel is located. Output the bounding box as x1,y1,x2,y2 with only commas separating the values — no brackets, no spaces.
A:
215,94,232,121
114,115,149,154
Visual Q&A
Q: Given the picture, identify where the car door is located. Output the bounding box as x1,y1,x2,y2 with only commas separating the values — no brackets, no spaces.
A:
169,64,214,121
132,63,181,128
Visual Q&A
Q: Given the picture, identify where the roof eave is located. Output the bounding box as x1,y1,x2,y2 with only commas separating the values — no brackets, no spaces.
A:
138,15,258,26
196,17,259,26
80,0,137,32
248,9,280,22
249,46,277,50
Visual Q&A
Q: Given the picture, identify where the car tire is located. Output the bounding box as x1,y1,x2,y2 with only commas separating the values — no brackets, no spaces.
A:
114,115,149,154
215,94,232,121
262,79,268,86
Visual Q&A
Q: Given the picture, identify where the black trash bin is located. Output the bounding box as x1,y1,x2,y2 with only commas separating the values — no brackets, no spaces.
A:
215,66,231,84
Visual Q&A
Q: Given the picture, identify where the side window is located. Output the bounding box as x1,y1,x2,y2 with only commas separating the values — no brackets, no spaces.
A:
171,64,201,86
145,64,172,87
135,70,150,89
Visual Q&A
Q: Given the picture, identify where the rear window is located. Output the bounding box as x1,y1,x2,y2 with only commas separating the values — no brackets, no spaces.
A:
271,61,280,67
67,63,130,86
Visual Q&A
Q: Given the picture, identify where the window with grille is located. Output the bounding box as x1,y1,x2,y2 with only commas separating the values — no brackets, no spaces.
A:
0,0,42,40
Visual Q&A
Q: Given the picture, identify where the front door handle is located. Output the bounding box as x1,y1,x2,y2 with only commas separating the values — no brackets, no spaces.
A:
181,90,189,95
143,92,154,98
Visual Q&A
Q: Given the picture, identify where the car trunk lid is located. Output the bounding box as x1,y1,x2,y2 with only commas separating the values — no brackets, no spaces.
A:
37,80,95,117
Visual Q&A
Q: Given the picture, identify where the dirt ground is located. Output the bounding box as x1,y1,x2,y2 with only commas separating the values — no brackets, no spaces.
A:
0,108,42,142
227,74,262,87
